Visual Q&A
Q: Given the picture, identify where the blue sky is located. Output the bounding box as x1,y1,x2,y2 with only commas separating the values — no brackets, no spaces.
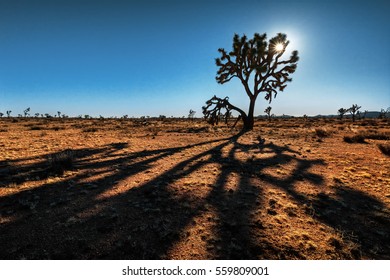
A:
0,0,389,117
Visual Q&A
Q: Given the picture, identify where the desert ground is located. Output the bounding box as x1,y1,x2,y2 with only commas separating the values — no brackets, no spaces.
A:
0,117,389,259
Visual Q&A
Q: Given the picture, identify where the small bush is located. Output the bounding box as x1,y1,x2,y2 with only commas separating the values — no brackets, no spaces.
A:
29,126,43,130
315,128,330,138
82,127,98,132
360,120,377,126
48,150,74,175
378,144,390,156
343,135,366,143
361,133,390,140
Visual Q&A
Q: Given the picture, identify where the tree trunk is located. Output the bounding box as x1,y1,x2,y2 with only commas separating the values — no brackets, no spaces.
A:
243,98,256,130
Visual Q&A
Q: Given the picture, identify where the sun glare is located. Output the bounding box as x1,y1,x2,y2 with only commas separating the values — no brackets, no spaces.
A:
274,43,284,52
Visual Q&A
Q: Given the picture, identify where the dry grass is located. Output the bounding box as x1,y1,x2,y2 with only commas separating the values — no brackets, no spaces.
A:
0,117,389,260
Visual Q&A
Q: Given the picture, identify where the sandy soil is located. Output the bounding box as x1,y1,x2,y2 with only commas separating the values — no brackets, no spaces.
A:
0,117,389,259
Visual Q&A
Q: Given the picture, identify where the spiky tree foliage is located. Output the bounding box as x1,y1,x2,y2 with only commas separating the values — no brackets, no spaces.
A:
6,110,11,117
203,33,299,130
202,95,243,126
23,107,30,117
188,109,196,120
349,104,361,122
264,106,272,120
338,108,349,120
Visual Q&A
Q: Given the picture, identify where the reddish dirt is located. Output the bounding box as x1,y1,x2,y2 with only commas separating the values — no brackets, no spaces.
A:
0,117,389,259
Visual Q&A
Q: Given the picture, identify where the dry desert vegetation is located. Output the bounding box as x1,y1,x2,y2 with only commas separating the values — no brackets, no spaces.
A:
0,117,389,259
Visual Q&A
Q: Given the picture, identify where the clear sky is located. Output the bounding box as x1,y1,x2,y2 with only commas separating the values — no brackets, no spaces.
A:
1,0,389,117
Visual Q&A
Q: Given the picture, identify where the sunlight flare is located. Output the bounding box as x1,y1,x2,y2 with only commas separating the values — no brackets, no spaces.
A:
274,42,284,52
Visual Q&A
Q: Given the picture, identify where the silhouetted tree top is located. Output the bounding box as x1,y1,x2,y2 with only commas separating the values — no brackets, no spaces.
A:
216,33,298,103
204,33,299,130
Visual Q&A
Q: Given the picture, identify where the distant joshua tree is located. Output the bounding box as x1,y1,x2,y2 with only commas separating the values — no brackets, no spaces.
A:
338,108,349,120
35,113,40,118
349,104,361,122
6,110,11,117
0,112,3,118
188,109,196,121
264,106,272,120
203,32,299,130
378,109,386,119
24,107,30,117
57,111,61,118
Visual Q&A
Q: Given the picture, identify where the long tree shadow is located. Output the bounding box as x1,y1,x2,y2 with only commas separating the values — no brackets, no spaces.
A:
255,143,390,259
310,186,390,259
0,132,388,259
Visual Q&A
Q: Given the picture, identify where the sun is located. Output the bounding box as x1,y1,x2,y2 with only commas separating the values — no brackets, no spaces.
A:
274,43,284,52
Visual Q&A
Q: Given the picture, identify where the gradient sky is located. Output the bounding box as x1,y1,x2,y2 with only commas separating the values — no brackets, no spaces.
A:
1,0,389,117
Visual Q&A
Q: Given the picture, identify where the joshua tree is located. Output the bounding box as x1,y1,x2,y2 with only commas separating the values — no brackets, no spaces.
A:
6,110,11,117
338,108,349,120
264,106,272,120
35,113,40,118
203,33,299,130
0,112,3,118
349,104,361,122
23,107,30,117
188,109,196,121
57,111,61,118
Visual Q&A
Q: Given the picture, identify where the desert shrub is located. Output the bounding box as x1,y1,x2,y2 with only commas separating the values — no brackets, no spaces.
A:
343,135,366,143
29,125,43,130
51,126,64,131
72,123,84,129
82,127,98,132
378,144,390,156
48,149,74,175
314,128,331,138
360,133,390,140
360,120,377,127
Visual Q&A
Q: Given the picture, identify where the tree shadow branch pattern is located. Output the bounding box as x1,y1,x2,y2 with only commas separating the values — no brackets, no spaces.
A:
0,133,389,259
